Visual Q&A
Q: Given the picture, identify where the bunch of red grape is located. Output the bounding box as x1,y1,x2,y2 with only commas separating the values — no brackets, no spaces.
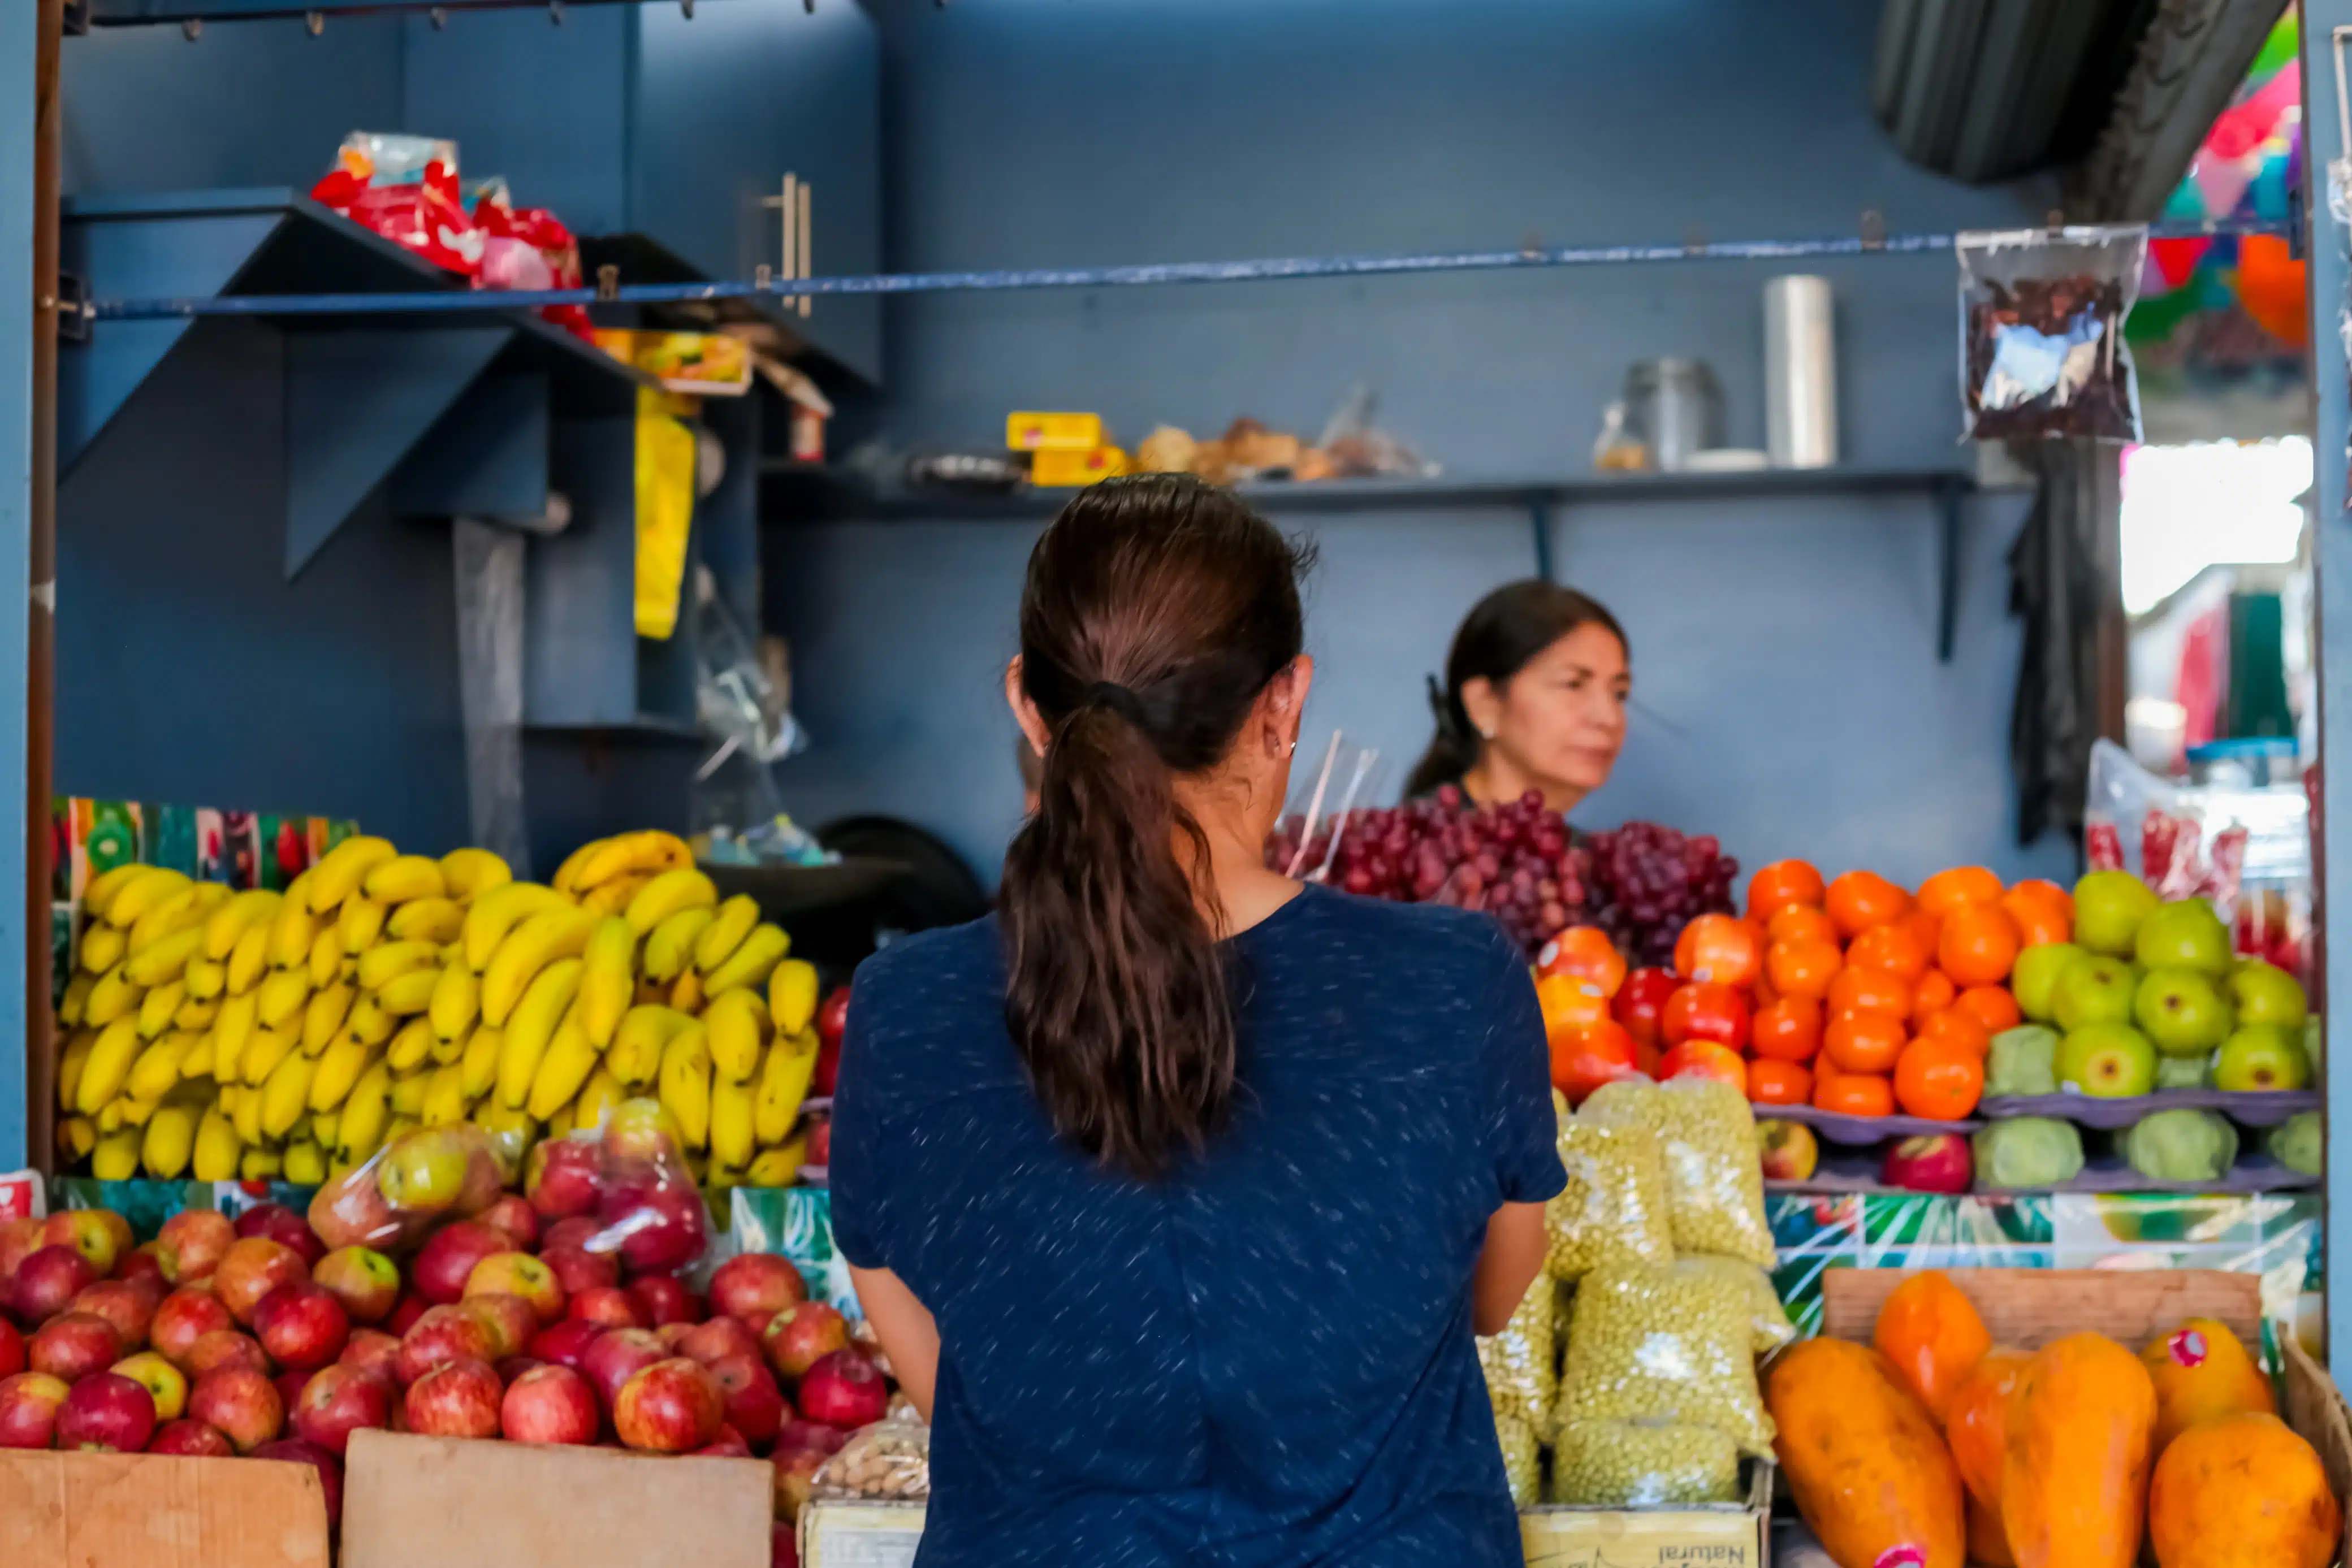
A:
1583,821,1739,968
1263,786,1590,957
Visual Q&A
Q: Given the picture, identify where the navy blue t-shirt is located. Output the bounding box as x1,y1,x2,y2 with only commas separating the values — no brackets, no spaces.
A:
829,885,1564,1568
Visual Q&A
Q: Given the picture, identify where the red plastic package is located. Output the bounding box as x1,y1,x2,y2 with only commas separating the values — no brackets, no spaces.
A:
309,133,482,277
474,188,594,340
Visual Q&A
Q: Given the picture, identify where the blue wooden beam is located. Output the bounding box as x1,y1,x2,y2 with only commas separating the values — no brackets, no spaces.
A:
386,369,552,521
0,0,34,1169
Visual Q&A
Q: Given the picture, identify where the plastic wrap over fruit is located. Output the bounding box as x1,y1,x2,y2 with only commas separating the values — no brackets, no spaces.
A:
1679,1256,1795,1357
1583,1077,1774,1267
1476,1278,1556,1439
1493,1414,1540,1509
1555,1258,1775,1456
1549,1419,1741,1507
572,1099,710,1275
1546,1115,1674,1281
812,1413,929,1503
306,1124,511,1253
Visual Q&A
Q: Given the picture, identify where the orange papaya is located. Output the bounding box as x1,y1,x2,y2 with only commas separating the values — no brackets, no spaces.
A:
1767,1336,1965,1568
1966,1496,2015,1567
2001,1332,2156,1568
2140,1319,2276,1453
2148,1411,2338,1568
1945,1345,2029,1509
1873,1269,1991,1422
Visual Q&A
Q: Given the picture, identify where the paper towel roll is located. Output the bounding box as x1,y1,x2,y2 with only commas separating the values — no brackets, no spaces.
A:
1765,275,1838,469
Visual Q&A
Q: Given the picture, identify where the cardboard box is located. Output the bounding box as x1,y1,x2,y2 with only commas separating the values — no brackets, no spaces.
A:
341,1430,771,1568
1520,1457,1772,1567
0,1448,330,1568
798,1500,924,1568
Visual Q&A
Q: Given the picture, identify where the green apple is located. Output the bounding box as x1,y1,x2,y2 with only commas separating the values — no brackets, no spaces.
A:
2073,869,2159,958
2011,943,2085,1023
2211,1023,2312,1092
2133,967,2233,1057
2059,1021,2158,1097
2052,954,2139,1032
2227,959,2309,1031
2155,1052,2212,1089
375,1127,472,1210
2134,897,2233,976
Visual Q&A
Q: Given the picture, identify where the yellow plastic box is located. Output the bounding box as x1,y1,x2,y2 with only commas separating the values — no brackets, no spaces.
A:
1030,446,1130,487
1006,412,1106,451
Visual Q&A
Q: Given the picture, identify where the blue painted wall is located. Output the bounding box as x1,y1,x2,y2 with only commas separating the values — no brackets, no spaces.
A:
768,0,2072,893
2,0,40,1167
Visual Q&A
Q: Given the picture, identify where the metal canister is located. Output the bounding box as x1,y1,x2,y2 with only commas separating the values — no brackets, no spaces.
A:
1622,358,1722,472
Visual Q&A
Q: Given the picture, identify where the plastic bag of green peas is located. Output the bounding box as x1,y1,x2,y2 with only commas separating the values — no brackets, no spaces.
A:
1548,1419,1741,1507
1679,1255,1796,1356
1582,1077,1774,1268
1494,1413,1540,1509
1546,1112,1675,1282
1477,1276,1557,1439
1555,1258,1775,1456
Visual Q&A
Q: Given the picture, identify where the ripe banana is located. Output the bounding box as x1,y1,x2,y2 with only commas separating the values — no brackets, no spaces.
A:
84,862,159,922
581,873,655,917
345,993,397,1048
202,889,283,962
173,997,217,1033
497,958,583,1108
104,867,191,929
459,1025,503,1101
56,1031,95,1112
192,1104,242,1181
282,1140,327,1186
439,848,512,902
240,1024,297,1089
421,1064,470,1128
76,1018,142,1116
84,967,142,1028
659,1022,714,1150
312,1109,339,1150
670,972,703,1013
58,972,94,1030
185,958,226,1002
57,1117,97,1165
126,926,205,989
358,940,442,993
705,989,770,1084
768,958,820,1036
573,1068,626,1134
568,830,693,893
705,923,789,998
262,1050,317,1138
225,924,273,994
78,924,126,975
364,854,447,905
375,968,440,1017
213,993,258,1084
482,907,596,1026
387,1016,436,1073
710,1068,756,1169
180,1030,217,1080
388,1072,430,1119
551,838,612,898
624,868,717,937
231,1080,266,1146
338,1062,392,1160
309,1030,374,1113
257,969,310,1030
430,962,479,1042
137,979,187,1041
577,917,634,1049
642,907,715,983
339,896,390,955
142,1103,198,1179
463,883,568,972
127,889,210,959
239,1148,282,1183
388,898,465,945
126,1031,192,1103
303,983,356,1056
270,877,319,970
308,925,345,988
527,1009,601,1121
92,1128,142,1182
609,1006,693,1088
693,895,762,975
427,1023,466,1067
755,1026,821,1146
745,1147,802,1188
309,835,397,913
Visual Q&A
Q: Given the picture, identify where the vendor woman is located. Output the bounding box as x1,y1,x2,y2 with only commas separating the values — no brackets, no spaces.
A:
1404,580,1630,814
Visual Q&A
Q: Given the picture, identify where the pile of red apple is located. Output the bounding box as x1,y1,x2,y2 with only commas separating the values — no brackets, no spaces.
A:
0,1187,888,1567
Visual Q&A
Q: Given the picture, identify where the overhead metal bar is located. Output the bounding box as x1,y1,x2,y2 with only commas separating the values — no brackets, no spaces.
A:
87,0,734,25
89,214,2291,322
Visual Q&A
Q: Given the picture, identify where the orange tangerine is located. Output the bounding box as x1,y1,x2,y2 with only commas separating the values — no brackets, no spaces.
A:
1828,965,1912,1020
1823,1010,1907,1074
1938,904,2021,988
1952,985,2022,1036
1827,871,1912,941
1765,938,1842,1000
1847,922,1930,982
1748,860,1827,920
1918,866,2004,917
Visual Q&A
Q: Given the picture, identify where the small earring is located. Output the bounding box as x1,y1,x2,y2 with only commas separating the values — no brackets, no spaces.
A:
1286,739,1297,756
1478,726,1496,740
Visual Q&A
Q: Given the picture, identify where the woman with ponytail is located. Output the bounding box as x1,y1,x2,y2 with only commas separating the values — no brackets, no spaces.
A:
832,475,1562,1567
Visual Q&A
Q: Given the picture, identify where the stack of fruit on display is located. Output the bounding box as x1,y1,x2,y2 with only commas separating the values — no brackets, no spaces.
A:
1769,1270,2339,1568
0,1181,893,1565
53,829,827,1189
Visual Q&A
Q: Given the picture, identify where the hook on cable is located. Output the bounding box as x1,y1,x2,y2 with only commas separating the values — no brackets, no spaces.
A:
430,5,446,27
548,1,564,24
305,10,323,34
180,16,200,39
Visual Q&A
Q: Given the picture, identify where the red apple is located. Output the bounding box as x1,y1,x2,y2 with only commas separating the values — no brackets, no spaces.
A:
772,1445,828,1522
338,1329,403,1384
500,1363,598,1445
773,1519,800,1568
253,1283,350,1372
1881,1133,1975,1195
613,1358,723,1453
566,1286,643,1330
313,1247,400,1325
411,1221,507,1307
70,1280,156,1350
397,1305,496,1385
762,1303,849,1382
31,1313,124,1384
542,1248,620,1297
774,1418,850,1457
462,1293,538,1362
12,1244,98,1322
541,1216,603,1256
1657,1039,1749,1092
385,1292,427,1337
189,1366,283,1452
465,1253,564,1325
186,1328,270,1378
404,1358,502,1439
581,1328,665,1409
292,1363,393,1456
157,1210,236,1285
527,1319,601,1372
115,1247,169,1298
0,1217,43,1287
478,1195,540,1253
148,1417,234,1456
609,1185,707,1277
0,1371,69,1448
150,1289,237,1370
526,1138,604,1221
680,1315,760,1368
56,1372,155,1452
233,1203,324,1266
274,1368,315,1414
803,1117,830,1169
797,1350,885,1430
42,1211,122,1278
0,1320,18,1380
626,1275,698,1327
657,1322,697,1355
214,1238,306,1326
698,1422,752,1458
708,1351,786,1448
111,1351,188,1420
495,1355,545,1384
708,1254,808,1331
254,1437,344,1527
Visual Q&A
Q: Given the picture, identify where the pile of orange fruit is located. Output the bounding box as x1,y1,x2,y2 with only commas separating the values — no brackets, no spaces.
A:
1536,859,2072,1123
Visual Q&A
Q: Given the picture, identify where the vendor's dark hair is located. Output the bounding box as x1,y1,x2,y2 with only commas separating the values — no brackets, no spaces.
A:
1001,474,1309,1179
1404,581,1628,799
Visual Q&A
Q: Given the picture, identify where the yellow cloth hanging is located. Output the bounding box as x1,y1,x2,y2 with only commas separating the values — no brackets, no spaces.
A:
634,386,697,639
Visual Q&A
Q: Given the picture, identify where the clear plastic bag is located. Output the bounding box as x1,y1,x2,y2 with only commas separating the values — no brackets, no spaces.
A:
1680,1256,1796,1357
1476,1279,1557,1440
581,1099,711,1276
1555,1259,1776,1457
306,1123,511,1253
1582,1078,1774,1268
1493,1414,1540,1509
1549,1419,1742,1508
1958,226,2145,443
812,1412,929,1502
1546,1115,1675,1281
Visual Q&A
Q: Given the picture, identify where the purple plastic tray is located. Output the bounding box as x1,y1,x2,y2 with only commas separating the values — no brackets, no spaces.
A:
1759,1103,1979,1147
1977,1088,2317,1130
1764,1146,2320,1197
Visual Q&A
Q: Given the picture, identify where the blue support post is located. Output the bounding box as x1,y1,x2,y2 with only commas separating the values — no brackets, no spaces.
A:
0,1,37,1171
2302,10,2352,1385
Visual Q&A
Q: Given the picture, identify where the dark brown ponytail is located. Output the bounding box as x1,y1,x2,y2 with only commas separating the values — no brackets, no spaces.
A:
1001,475,1309,1179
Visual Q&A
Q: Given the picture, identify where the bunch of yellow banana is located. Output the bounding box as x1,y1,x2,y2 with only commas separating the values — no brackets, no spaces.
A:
58,828,825,1193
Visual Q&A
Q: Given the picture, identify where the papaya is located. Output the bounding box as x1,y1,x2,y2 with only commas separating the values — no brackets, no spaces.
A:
2001,1332,2156,1568
1966,1496,2015,1567
2149,1411,2339,1568
2141,1318,2276,1453
1767,1336,1966,1568
1874,1269,1991,1421
1945,1346,2030,1508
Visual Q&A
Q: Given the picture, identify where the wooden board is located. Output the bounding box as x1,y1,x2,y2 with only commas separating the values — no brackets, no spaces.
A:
0,1449,329,1568
342,1430,771,1568
1821,1267,2262,1350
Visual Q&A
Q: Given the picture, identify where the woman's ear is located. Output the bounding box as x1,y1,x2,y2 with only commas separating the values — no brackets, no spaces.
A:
1263,656,1314,756
1460,675,1502,742
1005,657,1051,759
